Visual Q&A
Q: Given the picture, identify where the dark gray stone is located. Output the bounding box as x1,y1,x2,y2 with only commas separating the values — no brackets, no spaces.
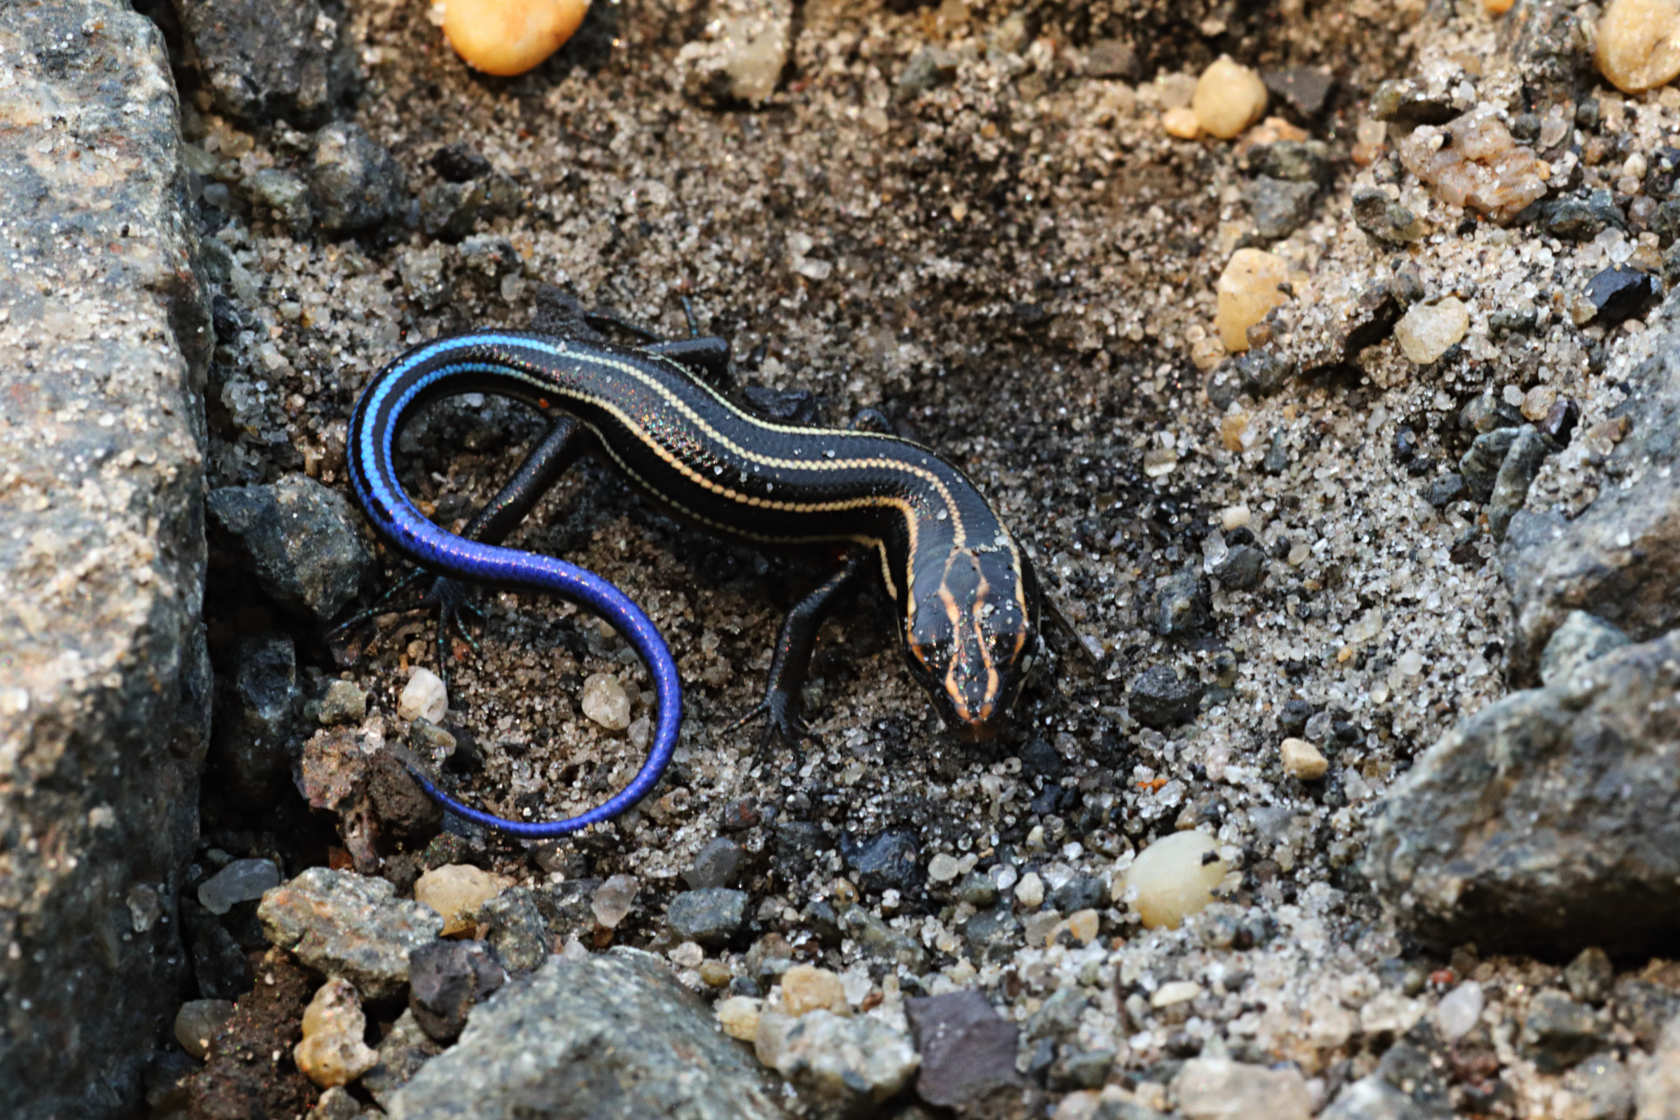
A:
1211,544,1266,590
1563,947,1615,1006
667,887,750,948
843,829,923,895
1151,567,1212,638
905,989,1021,1108
1365,632,1680,956
1352,188,1424,244
176,0,355,128
1584,267,1658,326
1501,304,1680,679
1538,612,1630,688
1424,473,1466,508
409,940,508,1045
207,474,371,621
1242,140,1330,183
961,907,1022,963
1049,874,1106,913
258,867,444,999
684,836,746,889
244,167,313,234
363,1009,446,1109
211,633,299,804
385,949,781,1120
837,905,926,969
1129,665,1204,730
1246,177,1319,240
0,4,212,1115
1539,190,1626,241
896,47,960,100
1488,425,1549,540
310,121,408,235
1263,67,1334,118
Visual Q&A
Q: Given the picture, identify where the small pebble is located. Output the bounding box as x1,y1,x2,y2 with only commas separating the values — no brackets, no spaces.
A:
1161,106,1201,139
1435,980,1484,1041
1394,298,1469,364
399,668,448,724
1064,909,1100,945
717,995,762,1041
318,679,368,725
699,960,732,988
413,864,512,936
1121,831,1228,929
1215,248,1289,351
443,0,589,77
1151,981,1203,1008
1192,56,1268,139
1521,385,1557,421
580,672,632,731
174,999,236,1060
197,858,281,916
1014,871,1046,909
1596,0,1680,93
1279,737,1329,780
590,873,640,928
781,964,848,1016
294,978,379,1089
927,853,962,884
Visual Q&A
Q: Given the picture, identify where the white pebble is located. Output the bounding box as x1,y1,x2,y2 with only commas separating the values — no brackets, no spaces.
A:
1151,980,1203,1008
1014,871,1045,909
927,853,962,883
1434,980,1484,1041
591,873,640,928
398,668,448,723
1121,831,1228,929
580,672,632,731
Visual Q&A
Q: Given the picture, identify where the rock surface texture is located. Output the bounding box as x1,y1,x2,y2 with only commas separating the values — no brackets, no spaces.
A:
0,2,210,1117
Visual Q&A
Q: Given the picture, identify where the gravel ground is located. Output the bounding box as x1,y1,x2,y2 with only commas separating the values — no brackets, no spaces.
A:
31,0,1677,1116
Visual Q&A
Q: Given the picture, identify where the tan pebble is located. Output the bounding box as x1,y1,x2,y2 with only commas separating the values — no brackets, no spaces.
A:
1151,980,1203,1008
294,978,378,1088
1484,0,1515,12
781,964,848,1016
1597,0,1680,93
1065,908,1100,945
444,0,590,77
699,960,733,988
1394,298,1469,364
1015,870,1046,909
1279,737,1329,780
716,995,762,1041
1215,248,1289,352
1161,106,1201,139
1220,504,1252,531
1218,413,1249,453
1522,385,1557,421
413,864,511,936
1121,830,1228,929
1191,56,1267,140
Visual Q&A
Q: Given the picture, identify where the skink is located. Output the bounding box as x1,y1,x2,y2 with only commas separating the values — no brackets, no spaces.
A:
346,325,1042,835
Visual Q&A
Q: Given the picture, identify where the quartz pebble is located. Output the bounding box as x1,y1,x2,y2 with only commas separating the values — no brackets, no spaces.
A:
1121,831,1228,929
398,668,447,723
1397,109,1548,222
1015,871,1045,909
1215,248,1289,351
197,858,281,915
754,1009,918,1111
1162,106,1201,140
443,0,589,77
1192,56,1268,140
1596,0,1680,93
1152,980,1203,1008
294,978,379,1088
590,873,640,928
413,864,512,936
1279,737,1329,780
1394,297,1469,364
580,672,632,731
781,964,848,1016
174,998,235,1060
1435,980,1484,1041
927,853,962,883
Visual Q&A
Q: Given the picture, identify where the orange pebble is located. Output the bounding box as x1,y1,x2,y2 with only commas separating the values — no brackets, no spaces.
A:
443,0,590,77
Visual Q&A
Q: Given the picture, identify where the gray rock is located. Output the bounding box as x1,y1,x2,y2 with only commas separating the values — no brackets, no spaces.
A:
409,940,507,1044
677,0,793,108
308,1087,370,1120
1501,305,1680,678
208,474,371,622
1151,567,1212,638
1539,612,1631,687
1539,189,1626,241
1352,188,1424,244
1320,1075,1446,1120
1636,1014,1680,1119
244,167,314,234
668,887,750,948
318,679,369,725
310,121,409,235
174,999,237,1061
684,836,745,889
197,858,282,916
1129,665,1204,730
1458,427,1519,503
1564,947,1616,1006
481,886,548,973
897,46,961,100
1561,1053,1635,1120
843,829,923,895
961,906,1022,964
1365,631,1680,956
1211,544,1266,590
258,867,443,999
1522,989,1603,1072
1488,425,1550,540
838,905,926,969
755,1008,918,1118
0,3,212,1115
1172,1058,1314,1120
1246,177,1319,240
386,949,780,1119
210,633,300,804
904,990,1022,1108
176,0,354,128
1424,473,1466,508
363,1009,445,1109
